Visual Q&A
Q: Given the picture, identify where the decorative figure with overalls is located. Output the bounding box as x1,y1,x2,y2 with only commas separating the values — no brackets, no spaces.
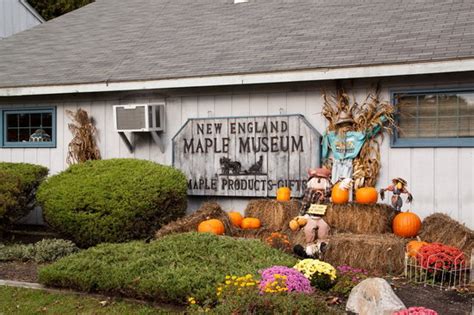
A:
292,167,332,259
322,108,386,185
321,88,396,190
380,178,413,211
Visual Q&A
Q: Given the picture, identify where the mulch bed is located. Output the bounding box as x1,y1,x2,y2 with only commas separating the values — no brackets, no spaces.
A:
0,261,39,283
390,277,473,315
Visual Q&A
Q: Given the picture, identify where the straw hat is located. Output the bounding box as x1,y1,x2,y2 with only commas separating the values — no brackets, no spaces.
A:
308,168,331,179
335,110,354,126
392,177,407,186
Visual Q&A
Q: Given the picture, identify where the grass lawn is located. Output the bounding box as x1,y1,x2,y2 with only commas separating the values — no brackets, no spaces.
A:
0,286,179,315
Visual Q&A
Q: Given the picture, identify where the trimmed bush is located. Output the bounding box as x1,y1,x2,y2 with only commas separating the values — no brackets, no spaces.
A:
39,233,298,304
37,159,187,247
198,290,339,315
0,162,48,227
0,239,79,263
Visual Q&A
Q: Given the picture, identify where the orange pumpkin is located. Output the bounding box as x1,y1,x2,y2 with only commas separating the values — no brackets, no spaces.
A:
331,182,350,204
276,187,291,202
392,211,421,238
241,217,261,229
355,187,378,204
407,239,428,257
198,219,225,235
228,211,243,228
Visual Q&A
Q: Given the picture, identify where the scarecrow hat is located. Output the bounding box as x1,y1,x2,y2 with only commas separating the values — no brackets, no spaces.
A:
392,177,407,186
335,110,354,126
308,167,331,179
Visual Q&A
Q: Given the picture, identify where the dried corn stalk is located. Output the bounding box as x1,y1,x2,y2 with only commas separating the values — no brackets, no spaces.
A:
322,85,396,188
66,108,101,165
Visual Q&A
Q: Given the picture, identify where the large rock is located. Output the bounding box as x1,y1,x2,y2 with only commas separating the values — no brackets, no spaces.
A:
346,277,406,315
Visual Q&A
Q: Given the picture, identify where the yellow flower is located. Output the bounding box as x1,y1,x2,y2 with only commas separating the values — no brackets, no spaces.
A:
225,280,231,285
225,276,231,279
231,276,237,280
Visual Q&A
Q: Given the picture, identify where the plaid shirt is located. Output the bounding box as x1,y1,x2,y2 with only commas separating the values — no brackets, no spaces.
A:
300,187,331,216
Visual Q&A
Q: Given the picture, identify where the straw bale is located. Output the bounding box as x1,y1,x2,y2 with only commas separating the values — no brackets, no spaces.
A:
233,227,274,241
244,199,300,231
325,203,397,234
155,202,235,238
419,213,474,256
324,233,406,274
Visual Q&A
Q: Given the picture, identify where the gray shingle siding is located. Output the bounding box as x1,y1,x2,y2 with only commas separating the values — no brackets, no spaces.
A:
0,0,473,89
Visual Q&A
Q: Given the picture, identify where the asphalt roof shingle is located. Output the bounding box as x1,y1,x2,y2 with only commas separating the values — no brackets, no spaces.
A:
0,0,474,89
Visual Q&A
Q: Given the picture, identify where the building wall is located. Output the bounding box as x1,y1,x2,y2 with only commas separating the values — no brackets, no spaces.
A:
0,0,43,39
0,72,473,228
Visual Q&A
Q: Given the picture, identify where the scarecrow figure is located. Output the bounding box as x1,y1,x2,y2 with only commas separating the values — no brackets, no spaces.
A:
322,109,386,184
321,88,396,189
293,167,332,259
380,177,413,211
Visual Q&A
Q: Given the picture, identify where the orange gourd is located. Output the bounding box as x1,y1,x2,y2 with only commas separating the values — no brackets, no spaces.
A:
355,187,378,204
228,211,243,228
406,239,428,257
276,187,291,202
331,182,350,204
241,217,261,229
289,219,300,231
393,211,421,238
198,219,225,235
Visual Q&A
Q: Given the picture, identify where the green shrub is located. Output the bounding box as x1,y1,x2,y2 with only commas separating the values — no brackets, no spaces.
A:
196,290,340,315
37,159,187,247
0,239,79,263
39,233,298,304
0,162,49,227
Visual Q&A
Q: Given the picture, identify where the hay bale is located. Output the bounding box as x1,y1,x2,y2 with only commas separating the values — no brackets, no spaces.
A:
233,227,274,241
419,213,474,256
155,202,235,238
324,233,406,274
244,199,300,231
325,203,397,234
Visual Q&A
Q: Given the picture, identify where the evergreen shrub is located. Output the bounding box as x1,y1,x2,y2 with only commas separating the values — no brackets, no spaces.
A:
37,159,187,247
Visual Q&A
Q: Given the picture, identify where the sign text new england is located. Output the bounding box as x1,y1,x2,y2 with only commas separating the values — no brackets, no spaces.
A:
172,115,321,197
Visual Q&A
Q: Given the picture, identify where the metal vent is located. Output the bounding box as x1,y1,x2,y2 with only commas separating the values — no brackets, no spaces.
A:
116,106,146,131
113,104,165,132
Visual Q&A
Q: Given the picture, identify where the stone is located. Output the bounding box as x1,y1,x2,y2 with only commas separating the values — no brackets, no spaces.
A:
346,277,406,315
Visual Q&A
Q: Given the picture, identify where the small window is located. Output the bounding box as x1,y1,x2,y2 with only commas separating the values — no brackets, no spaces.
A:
392,90,474,147
2,108,56,148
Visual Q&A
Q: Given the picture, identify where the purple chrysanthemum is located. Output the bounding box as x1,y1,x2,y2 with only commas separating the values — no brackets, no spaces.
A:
259,266,313,294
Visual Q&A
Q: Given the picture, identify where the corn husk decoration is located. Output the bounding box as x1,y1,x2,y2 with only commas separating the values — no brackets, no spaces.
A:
322,85,396,189
66,108,101,165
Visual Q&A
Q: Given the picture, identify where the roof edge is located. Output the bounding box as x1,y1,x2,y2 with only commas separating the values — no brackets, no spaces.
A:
19,0,45,23
2,58,474,97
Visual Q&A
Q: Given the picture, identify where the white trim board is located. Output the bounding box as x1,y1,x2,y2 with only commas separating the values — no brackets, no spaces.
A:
1,58,474,96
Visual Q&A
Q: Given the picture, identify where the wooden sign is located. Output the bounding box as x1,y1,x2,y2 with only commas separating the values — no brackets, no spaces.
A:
307,204,328,216
172,115,321,197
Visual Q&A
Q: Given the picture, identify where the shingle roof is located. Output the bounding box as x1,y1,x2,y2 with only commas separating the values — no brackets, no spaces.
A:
1,0,474,89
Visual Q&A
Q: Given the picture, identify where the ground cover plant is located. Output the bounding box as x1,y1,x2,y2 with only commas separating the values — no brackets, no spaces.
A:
0,239,78,263
39,233,298,305
37,159,187,247
0,162,48,228
0,286,174,315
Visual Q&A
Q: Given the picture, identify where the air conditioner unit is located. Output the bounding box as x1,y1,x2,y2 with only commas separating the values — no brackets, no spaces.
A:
113,104,165,132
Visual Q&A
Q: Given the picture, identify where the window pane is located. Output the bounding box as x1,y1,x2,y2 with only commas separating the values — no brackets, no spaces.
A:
19,128,31,142
6,114,18,127
30,113,42,127
458,93,474,137
6,129,18,142
42,112,53,127
18,114,29,128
